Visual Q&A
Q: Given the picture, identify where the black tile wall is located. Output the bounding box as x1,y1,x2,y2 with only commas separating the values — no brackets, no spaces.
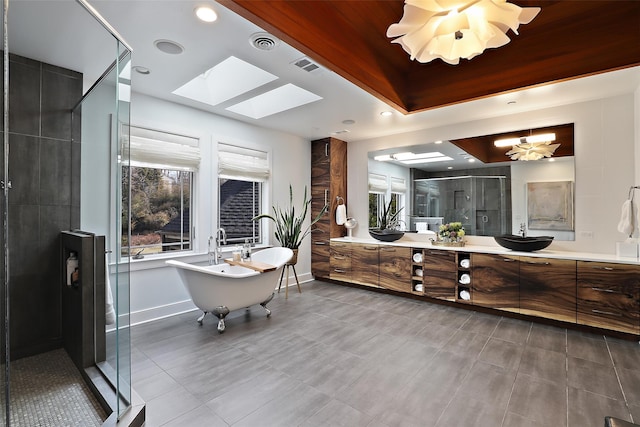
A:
8,56,41,137
3,53,82,359
41,64,82,140
8,133,39,206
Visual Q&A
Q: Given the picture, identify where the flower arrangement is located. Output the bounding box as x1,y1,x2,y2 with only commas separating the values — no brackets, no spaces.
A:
438,222,465,242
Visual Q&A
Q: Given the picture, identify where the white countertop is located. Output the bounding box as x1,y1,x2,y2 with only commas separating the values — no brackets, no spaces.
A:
331,236,640,265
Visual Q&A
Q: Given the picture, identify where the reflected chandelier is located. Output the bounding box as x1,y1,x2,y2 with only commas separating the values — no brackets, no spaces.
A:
387,0,541,65
495,133,559,161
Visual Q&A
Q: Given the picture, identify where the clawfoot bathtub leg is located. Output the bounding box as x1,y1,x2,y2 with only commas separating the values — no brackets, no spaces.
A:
213,306,230,333
197,311,207,325
260,292,274,317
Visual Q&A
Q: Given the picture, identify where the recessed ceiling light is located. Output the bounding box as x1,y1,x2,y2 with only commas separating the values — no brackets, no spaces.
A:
434,140,443,144
154,39,184,55
195,6,217,22
342,119,355,125
132,66,150,75
380,111,393,117
331,130,350,135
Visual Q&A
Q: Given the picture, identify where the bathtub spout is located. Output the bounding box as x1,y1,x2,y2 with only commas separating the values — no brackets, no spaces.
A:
260,292,274,317
213,306,230,333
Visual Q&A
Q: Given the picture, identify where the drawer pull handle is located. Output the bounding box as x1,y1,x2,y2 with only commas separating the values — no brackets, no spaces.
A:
380,247,396,252
364,246,378,250
502,258,516,262
333,255,346,260
430,251,451,256
314,242,327,246
333,269,347,273
524,260,550,265
593,266,614,271
591,287,615,293
591,309,621,317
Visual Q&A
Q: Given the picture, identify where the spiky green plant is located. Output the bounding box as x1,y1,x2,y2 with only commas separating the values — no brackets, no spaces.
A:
377,199,404,230
254,185,328,249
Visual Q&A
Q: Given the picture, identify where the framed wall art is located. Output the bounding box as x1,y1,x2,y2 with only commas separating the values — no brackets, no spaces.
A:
527,181,574,231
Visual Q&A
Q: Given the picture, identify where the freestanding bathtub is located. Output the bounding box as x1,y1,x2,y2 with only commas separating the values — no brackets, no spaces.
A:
166,247,293,333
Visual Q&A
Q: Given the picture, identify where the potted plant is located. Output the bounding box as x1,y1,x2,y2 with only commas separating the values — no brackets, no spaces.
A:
253,184,328,264
432,221,466,246
369,199,405,242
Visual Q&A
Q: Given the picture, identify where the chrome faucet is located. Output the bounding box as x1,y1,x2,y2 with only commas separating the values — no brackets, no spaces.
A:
210,227,226,265
519,222,526,237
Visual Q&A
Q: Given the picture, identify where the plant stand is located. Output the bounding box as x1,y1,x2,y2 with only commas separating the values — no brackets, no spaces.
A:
278,263,301,299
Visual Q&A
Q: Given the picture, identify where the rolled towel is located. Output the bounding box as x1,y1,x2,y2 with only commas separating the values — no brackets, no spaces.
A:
336,203,346,225
617,199,634,236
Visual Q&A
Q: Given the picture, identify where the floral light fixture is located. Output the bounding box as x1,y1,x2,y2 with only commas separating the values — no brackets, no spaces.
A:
494,133,559,161
386,0,541,65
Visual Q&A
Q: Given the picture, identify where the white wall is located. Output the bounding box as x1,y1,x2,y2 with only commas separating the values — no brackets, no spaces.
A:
128,93,311,324
349,94,637,254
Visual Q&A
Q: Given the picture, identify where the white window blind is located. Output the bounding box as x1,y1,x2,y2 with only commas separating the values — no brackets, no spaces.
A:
368,173,388,193
218,143,270,181
391,177,407,193
124,126,200,171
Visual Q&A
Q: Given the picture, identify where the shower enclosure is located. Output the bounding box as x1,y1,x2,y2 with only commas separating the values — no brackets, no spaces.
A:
413,175,509,236
2,0,135,424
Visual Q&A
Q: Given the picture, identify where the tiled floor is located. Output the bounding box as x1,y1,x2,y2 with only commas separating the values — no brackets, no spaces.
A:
132,281,640,427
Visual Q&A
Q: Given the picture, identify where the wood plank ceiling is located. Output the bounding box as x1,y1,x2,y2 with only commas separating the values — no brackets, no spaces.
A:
219,0,640,114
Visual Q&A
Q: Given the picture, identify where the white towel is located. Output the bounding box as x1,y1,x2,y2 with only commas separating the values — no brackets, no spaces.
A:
336,203,346,225
105,254,116,326
617,199,635,236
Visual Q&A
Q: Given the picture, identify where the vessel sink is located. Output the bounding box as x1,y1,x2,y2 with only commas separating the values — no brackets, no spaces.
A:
494,234,554,252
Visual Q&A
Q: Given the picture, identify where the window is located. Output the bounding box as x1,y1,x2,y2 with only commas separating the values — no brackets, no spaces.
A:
218,143,269,246
122,126,200,255
390,177,407,229
368,173,388,228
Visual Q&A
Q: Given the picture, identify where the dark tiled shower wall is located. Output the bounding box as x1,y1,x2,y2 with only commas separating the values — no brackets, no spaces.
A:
1,53,82,359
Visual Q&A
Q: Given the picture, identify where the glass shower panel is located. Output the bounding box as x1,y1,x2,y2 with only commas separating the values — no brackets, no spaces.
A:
74,40,131,421
115,43,131,418
1,0,7,423
413,176,507,236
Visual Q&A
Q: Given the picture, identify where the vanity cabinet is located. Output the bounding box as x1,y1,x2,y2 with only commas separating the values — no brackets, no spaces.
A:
329,242,352,282
577,261,640,335
519,256,577,323
379,246,412,293
311,137,347,279
423,249,456,301
472,253,519,313
351,243,379,287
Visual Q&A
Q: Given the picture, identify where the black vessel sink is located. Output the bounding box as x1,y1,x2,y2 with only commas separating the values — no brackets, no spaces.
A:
494,235,554,252
369,228,404,242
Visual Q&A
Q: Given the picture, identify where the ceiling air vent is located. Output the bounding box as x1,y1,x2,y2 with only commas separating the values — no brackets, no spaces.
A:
249,32,279,51
292,57,322,73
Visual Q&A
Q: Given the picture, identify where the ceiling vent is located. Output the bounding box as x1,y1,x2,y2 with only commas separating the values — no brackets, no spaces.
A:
292,57,322,73
249,32,279,51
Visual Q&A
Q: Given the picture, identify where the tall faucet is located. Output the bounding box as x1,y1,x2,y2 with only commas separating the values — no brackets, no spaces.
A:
208,228,227,265
519,222,527,237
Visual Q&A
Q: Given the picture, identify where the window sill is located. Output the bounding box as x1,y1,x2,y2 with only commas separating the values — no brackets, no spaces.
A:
125,243,273,272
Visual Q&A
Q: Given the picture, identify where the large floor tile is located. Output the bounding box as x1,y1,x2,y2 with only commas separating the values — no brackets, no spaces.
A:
568,387,631,427
507,373,567,426
518,345,567,385
479,337,525,371
300,399,373,427
567,331,612,366
567,356,623,400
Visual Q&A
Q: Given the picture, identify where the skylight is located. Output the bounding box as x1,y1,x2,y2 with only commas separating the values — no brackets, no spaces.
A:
226,83,322,119
172,56,278,107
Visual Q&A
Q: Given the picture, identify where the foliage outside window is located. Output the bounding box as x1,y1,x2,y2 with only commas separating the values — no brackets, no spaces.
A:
123,167,192,253
369,192,384,228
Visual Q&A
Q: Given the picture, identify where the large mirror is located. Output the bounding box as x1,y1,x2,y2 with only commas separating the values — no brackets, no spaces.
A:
368,124,576,241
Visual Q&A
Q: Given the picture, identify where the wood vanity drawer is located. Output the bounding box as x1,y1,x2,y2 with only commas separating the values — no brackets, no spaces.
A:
423,249,456,272
577,261,640,334
423,269,456,301
379,246,411,293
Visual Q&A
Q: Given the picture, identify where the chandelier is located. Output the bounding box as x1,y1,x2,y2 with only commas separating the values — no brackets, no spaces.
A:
494,133,559,161
387,0,541,65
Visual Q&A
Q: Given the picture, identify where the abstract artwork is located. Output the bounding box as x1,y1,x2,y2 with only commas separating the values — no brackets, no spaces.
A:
527,181,574,231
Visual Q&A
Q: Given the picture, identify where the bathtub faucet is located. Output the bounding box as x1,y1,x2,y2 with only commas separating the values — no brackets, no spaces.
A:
210,227,226,265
